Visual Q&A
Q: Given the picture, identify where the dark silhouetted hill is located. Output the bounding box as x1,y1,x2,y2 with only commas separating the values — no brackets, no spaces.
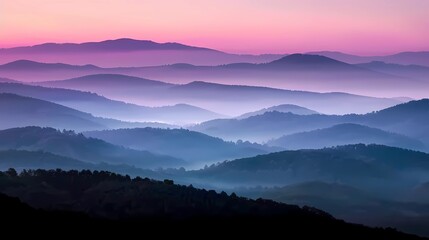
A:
0,59,99,70
241,181,429,238
0,169,423,239
1,38,215,53
237,104,318,119
0,39,282,67
0,150,91,170
265,54,363,71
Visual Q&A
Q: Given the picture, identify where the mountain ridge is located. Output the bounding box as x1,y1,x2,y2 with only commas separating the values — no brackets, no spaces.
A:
267,123,427,151
0,126,184,169
1,38,217,53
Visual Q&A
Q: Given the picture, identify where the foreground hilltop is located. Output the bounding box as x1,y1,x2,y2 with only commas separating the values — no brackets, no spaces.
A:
0,169,423,239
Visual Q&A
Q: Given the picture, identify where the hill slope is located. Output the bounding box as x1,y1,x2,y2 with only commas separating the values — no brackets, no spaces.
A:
193,99,429,143
0,93,104,131
356,61,429,80
0,93,175,131
35,74,403,115
0,169,423,239
237,104,318,119
268,123,426,151
309,51,429,67
241,181,429,238
191,144,429,189
0,39,282,67
84,128,270,165
0,82,222,123
0,127,184,169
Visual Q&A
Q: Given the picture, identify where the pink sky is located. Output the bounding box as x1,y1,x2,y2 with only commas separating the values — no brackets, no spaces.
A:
1,0,428,55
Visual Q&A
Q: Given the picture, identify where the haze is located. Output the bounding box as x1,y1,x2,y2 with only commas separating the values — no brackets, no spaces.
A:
1,0,429,55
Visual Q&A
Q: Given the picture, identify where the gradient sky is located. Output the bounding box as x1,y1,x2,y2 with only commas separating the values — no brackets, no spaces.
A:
1,0,428,54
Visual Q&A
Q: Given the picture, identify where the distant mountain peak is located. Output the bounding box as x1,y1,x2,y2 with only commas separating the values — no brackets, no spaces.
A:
47,74,171,86
0,77,20,83
237,104,318,119
2,38,217,53
0,59,100,70
268,54,347,65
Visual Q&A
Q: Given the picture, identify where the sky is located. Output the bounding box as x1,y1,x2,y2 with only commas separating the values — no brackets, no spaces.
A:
1,0,428,55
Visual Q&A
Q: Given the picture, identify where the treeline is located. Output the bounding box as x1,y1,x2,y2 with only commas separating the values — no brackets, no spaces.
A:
0,168,423,239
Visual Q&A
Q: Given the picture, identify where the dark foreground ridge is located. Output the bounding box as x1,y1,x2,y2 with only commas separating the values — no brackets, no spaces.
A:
0,169,424,239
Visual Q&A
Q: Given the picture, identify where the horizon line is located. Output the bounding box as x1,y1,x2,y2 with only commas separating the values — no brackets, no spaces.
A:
1,38,429,57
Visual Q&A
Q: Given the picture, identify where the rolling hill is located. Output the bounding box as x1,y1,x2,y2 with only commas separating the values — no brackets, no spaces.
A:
267,123,426,151
190,144,429,190
0,77,19,83
237,104,318,118
0,149,167,180
192,99,429,143
0,93,176,131
264,54,368,71
309,51,429,67
3,38,213,52
0,93,104,131
37,73,403,115
0,150,91,170
0,82,223,123
84,128,272,166
191,111,340,142
0,59,100,71
356,61,429,81
359,99,429,142
241,181,429,237
127,54,426,98
0,169,422,239
2,53,426,100
0,127,184,169
0,38,283,67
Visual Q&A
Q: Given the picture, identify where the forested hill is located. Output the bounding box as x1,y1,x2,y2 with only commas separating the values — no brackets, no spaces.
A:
0,169,423,239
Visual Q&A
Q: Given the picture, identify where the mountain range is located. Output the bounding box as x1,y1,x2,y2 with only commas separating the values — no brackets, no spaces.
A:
310,51,429,67
189,144,429,191
84,128,274,167
34,73,402,115
2,39,429,68
0,93,173,131
1,54,428,99
0,38,283,67
355,61,429,81
192,99,429,143
1,38,213,53
0,82,223,123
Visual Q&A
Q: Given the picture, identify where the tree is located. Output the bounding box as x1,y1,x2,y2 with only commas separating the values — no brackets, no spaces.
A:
5,168,17,177
164,179,174,185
